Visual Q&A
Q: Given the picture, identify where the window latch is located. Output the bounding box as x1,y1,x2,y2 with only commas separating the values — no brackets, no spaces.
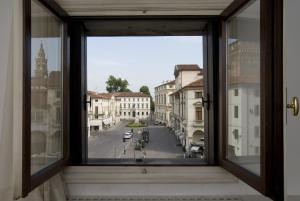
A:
201,93,210,110
84,94,92,110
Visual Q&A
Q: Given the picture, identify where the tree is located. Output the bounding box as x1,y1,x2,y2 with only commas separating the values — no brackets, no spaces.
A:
106,75,131,93
139,86,150,95
139,85,155,111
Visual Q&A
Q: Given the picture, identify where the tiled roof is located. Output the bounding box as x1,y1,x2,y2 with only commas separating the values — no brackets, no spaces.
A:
183,79,204,88
174,64,203,77
176,64,200,71
114,92,150,97
87,91,111,99
87,91,150,99
227,40,260,85
169,79,204,95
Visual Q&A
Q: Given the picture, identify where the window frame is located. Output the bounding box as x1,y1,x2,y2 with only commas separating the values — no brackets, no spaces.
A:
20,1,283,199
219,0,283,199
22,0,69,197
69,16,219,166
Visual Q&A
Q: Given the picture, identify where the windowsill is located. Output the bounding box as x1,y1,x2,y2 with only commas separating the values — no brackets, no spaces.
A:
86,158,207,166
64,166,266,198
64,166,238,184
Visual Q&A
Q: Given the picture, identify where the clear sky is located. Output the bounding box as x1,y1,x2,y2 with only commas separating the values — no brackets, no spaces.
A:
87,36,203,96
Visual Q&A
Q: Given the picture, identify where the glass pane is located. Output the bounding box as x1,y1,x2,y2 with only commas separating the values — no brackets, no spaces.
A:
226,0,260,175
31,0,63,174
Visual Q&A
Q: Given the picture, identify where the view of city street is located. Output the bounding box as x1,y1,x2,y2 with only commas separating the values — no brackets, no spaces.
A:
88,120,184,159
87,37,205,160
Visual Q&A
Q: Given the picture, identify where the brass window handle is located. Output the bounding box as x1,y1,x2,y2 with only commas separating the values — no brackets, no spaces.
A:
287,97,299,116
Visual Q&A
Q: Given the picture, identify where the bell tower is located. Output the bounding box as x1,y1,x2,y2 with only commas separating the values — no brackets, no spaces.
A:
35,42,48,78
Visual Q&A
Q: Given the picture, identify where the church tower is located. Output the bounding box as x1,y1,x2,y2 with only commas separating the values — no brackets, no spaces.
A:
35,42,48,78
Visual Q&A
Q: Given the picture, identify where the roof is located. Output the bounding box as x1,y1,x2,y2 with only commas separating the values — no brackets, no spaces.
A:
174,64,202,77
183,79,204,88
180,79,204,93
87,91,150,99
227,40,260,85
169,79,204,95
114,92,150,97
155,80,175,89
87,91,112,99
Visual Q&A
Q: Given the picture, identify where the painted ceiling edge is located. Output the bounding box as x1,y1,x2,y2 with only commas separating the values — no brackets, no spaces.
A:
49,0,236,17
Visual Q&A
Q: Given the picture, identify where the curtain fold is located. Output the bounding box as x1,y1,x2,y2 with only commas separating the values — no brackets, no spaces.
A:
0,0,67,200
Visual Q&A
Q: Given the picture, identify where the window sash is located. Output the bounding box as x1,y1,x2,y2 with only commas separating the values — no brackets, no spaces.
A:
23,0,69,196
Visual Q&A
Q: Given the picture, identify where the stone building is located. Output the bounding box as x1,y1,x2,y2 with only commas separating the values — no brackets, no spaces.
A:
31,43,62,163
87,92,119,136
87,91,151,136
227,40,260,157
169,64,204,150
117,92,151,121
154,80,176,127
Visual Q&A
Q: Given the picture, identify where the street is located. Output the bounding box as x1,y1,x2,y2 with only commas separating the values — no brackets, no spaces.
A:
88,120,184,159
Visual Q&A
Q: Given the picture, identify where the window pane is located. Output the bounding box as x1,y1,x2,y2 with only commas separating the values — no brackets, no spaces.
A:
31,0,63,174
226,0,260,175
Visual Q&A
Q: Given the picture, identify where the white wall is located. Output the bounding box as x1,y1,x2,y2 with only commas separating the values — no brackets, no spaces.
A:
119,97,150,120
284,0,300,199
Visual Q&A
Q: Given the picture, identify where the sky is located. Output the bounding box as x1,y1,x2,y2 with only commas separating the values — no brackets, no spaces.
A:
88,36,202,96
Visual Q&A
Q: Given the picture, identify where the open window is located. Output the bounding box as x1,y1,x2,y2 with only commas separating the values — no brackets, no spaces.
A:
22,0,283,200
69,18,218,165
219,0,283,199
22,0,69,196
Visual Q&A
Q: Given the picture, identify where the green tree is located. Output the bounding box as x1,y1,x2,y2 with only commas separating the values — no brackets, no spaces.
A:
139,85,155,111
106,75,131,92
139,86,150,95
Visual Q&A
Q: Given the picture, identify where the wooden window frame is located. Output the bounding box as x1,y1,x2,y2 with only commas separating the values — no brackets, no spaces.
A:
22,0,283,199
219,0,283,200
22,0,69,197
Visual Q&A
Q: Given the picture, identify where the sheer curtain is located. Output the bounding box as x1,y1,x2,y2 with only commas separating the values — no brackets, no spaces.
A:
0,0,66,200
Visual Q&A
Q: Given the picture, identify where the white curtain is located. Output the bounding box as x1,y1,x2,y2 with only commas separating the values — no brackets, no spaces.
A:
0,0,67,200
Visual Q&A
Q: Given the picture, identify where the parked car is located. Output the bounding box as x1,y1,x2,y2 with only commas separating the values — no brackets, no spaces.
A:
135,139,145,150
123,131,133,139
142,130,150,143
154,121,160,125
186,145,204,158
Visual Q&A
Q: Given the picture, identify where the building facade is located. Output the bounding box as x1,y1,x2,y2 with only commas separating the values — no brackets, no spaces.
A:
227,40,260,157
154,80,176,127
87,91,151,136
31,43,62,169
117,93,151,121
87,92,120,136
169,64,204,151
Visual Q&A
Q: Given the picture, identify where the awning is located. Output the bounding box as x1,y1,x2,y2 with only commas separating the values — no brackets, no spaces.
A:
103,117,112,125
